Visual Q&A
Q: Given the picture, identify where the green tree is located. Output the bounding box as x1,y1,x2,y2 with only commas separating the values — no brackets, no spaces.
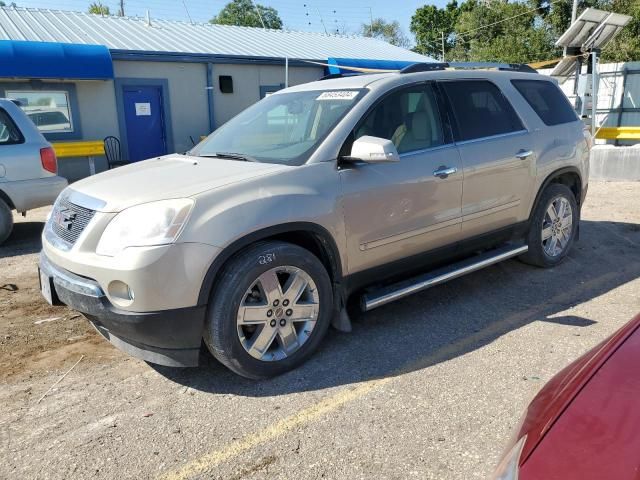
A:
361,18,410,48
596,0,640,62
210,0,283,29
0,1,17,6
451,0,556,63
411,0,640,65
88,2,110,15
411,1,460,59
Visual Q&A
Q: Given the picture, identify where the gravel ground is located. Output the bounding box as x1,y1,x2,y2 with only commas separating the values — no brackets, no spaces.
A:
1,181,639,480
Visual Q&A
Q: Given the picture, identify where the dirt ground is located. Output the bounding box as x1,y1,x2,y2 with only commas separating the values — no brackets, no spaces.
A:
0,181,639,480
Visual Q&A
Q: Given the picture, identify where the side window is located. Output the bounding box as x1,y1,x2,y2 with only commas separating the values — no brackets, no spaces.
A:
353,84,445,154
511,80,578,126
6,90,73,134
0,108,24,145
441,80,524,141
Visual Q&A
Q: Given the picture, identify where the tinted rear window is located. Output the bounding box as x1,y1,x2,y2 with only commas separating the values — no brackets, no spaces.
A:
511,80,578,126
441,80,524,141
0,108,24,145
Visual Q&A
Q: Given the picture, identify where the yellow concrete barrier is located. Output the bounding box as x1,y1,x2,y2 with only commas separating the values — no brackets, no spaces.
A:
52,140,105,158
595,127,640,140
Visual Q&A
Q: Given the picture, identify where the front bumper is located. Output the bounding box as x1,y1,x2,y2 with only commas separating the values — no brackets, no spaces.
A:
39,252,206,367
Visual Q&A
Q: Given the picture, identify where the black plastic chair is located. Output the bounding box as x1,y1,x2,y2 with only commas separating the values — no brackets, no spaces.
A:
103,136,128,169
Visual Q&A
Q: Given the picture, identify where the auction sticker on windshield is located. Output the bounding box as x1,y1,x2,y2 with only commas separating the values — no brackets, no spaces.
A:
317,91,359,101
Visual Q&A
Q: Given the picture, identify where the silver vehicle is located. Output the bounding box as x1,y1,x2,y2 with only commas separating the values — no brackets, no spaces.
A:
0,99,68,244
39,64,590,378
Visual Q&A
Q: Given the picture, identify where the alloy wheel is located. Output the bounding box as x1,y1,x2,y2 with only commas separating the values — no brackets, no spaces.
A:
542,196,573,257
236,266,320,361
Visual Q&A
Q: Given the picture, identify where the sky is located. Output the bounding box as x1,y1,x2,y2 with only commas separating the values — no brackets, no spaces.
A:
14,0,448,39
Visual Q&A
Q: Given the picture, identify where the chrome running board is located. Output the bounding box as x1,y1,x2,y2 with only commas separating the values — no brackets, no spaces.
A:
361,244,528,311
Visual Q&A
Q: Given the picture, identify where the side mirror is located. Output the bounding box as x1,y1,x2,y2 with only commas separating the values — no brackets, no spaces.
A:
348,136,400,164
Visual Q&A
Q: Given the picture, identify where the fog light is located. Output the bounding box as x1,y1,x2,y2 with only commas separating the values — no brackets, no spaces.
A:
108,280,134,305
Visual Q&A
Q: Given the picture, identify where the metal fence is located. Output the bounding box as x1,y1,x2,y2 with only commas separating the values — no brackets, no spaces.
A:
541,61,640,146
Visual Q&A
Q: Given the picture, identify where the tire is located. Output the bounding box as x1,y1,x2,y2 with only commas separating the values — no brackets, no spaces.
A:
0,199,13,246
204,241,333,379
520,183,578,268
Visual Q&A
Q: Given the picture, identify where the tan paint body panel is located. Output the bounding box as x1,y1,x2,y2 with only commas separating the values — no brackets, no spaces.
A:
42,69,589,315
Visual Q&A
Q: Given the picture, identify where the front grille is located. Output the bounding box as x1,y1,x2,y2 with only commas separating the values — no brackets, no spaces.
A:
50,197,96,246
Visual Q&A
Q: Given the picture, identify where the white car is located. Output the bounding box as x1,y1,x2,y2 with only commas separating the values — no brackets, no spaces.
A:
0,98,67,244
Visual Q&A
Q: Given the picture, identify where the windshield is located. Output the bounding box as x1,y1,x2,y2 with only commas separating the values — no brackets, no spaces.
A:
191,89,365,165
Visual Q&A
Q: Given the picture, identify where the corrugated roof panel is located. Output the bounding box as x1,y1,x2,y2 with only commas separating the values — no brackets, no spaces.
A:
0,6,431,62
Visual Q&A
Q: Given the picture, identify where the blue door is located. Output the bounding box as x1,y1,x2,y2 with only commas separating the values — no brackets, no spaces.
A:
122,86,167,161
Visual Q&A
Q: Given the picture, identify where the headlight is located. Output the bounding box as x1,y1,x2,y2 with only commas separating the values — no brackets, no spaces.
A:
96,199,194,256
491,436,526,480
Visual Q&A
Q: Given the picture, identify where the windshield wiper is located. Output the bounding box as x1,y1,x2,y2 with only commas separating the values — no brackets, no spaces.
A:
198,152,258,162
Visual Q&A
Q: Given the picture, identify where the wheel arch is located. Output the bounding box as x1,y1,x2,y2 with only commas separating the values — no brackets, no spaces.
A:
0,188,15,210
529,167,583,222
197,222,343,306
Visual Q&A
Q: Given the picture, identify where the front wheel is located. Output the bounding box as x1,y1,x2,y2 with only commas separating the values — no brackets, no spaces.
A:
520,183,578,268
204,241,333,379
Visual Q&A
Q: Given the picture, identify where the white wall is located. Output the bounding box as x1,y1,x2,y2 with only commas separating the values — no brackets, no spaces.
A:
541,61,640,145
211,64,323,127
76,80,119,140
113,60,210,154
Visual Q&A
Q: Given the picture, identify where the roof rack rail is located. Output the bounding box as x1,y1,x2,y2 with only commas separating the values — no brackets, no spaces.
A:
400,62,449,74
400,62,538,74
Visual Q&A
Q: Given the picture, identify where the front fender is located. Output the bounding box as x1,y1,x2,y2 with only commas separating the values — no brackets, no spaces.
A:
182,161,347,299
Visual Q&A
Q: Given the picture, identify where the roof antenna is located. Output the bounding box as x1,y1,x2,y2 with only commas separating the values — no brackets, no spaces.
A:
181,0,193,24
317,8,328,35
251,0,266,28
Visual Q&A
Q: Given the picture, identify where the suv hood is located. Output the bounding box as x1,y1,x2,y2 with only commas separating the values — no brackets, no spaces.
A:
67,154,290,212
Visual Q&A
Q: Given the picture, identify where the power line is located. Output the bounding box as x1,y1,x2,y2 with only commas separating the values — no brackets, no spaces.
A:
455,0,567,41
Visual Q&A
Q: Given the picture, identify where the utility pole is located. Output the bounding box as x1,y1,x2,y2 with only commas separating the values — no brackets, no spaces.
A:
369,7,374,36
119,0,124,17
571,0,578,23
441,32,445,62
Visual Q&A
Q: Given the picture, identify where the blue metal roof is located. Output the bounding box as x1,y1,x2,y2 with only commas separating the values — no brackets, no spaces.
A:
0,6,432,63
0,40,113,79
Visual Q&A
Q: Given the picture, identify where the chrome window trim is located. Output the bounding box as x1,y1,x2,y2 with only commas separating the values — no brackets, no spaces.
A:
438,78,531,141
454,129,528,147
399,142,456,158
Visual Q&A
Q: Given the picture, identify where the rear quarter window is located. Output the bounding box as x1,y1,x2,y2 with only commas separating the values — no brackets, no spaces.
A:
511,80,578,126
0,108,24,145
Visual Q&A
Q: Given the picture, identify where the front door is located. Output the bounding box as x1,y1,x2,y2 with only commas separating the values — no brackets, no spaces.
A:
122,85,167,161
339,83,464,275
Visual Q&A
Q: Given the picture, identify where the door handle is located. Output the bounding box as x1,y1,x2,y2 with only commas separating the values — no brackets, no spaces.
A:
433,166,457,178
515,149,533,160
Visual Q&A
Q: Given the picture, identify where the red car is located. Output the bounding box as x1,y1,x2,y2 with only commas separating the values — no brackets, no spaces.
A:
492,313,640,480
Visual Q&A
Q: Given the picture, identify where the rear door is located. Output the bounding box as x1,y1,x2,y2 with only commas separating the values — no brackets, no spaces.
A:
440,79,535,238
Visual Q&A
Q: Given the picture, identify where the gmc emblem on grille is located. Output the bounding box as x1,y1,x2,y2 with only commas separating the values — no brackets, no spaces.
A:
54,207,77,231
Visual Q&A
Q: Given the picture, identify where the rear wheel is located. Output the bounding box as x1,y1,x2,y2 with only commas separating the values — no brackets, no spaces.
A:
520,183,578,268
0,199,13,245
204,241,333,379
